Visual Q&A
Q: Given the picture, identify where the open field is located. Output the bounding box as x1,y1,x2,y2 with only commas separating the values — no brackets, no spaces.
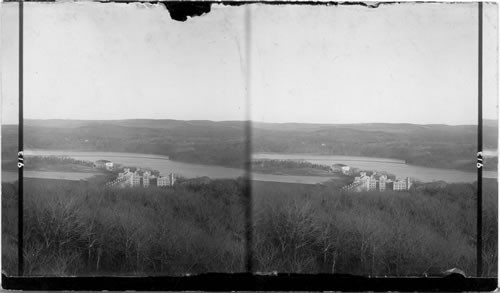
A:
1,156,106,183
2,171,99,182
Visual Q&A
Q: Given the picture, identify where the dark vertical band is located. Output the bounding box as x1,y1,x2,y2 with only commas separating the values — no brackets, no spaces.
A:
18,0,24,277
476,1,483,278
244,5,253,273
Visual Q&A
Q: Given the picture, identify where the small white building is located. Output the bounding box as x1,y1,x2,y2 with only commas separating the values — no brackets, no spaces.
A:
105,162,114,171
95,160,113,169
341,166,351,175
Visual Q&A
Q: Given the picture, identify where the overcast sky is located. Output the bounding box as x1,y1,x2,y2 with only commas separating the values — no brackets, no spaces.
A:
1,2,498,125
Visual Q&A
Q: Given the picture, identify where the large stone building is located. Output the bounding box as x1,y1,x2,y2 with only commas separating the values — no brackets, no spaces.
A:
343,172,411,192
393,177,412,191
157,173,175,187
110,168,175,188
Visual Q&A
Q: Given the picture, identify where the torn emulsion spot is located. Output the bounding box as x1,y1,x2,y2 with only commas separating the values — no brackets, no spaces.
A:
336,2,399,8
162,2,212,22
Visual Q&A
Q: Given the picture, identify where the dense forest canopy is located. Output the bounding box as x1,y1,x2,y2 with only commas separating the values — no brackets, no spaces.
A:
2,177,497,276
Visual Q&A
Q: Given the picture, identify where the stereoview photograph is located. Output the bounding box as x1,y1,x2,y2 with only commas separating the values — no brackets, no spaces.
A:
249,3,497,276
1,1,498,280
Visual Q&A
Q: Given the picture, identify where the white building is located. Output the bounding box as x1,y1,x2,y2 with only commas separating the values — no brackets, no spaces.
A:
143,176,150,187
369,178,377,191
341,166,351,175
110,168,175,188
343,172,411,193
105,162,114,170
157,176,170,187
393,178,407,191
406,177,412,189
379,175,387,191
95,160,113,169
157,173,175,187
351,173,370,192
129,173,141,187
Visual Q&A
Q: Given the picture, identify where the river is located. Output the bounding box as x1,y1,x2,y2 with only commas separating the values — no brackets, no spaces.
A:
2,150,246,183
253,153,498,183
3,150,327,184
1,149,497,184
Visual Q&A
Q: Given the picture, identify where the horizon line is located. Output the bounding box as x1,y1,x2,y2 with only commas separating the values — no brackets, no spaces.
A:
1,117,497,127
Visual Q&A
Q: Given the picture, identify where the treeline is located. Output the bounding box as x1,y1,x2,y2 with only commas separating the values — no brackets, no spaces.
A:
2,178,246,275
252,135,477,172
252,159,331,175
2,178,497,276
3,121,498,172
252,123,497,172
29,156,96,169
253,180,497,276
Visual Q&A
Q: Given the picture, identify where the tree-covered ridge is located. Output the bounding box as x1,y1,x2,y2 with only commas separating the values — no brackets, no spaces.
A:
1,119,497,171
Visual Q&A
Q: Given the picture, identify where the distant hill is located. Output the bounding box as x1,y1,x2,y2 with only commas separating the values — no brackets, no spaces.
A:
1,119,497,171
3,119,248,169
252,121,498,172
483,119,498,128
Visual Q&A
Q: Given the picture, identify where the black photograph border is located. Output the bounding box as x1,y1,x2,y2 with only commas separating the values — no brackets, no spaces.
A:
1,0,497,291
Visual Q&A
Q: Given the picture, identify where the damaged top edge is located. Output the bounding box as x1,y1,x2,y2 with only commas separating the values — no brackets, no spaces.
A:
104,1,481,22
3,1,482,22
6,0,400,5
3,0,488,6
4,0,398,22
